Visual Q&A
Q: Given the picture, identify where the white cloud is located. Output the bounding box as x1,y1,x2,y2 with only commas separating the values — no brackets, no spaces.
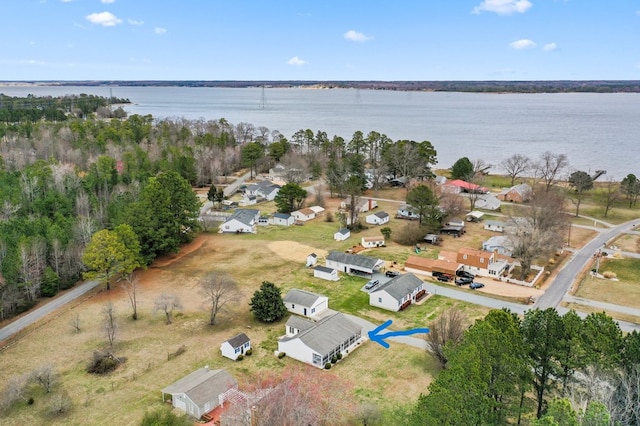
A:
543,42,557,51
287,56,307,66
154,27,167,35
101,0,115,3
509,39,536,49
86,11,122,27
344,30,372,42
472,0,532,15
60,0,73,3
128,19,144,25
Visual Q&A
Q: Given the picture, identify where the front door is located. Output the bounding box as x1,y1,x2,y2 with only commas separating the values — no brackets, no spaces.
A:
303,308,307,316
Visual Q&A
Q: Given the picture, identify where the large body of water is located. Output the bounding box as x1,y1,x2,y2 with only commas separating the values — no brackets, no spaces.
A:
2,85,639,180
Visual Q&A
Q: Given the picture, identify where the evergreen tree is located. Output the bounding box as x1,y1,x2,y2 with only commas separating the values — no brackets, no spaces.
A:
249,281,287,323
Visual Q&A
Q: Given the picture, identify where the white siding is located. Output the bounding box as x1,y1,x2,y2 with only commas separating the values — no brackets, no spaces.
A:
369,290,400,312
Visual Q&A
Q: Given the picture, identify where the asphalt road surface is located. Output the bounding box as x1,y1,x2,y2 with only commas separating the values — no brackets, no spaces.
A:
0,279,101,344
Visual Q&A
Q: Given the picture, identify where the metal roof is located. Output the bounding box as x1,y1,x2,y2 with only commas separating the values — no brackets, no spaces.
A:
326,251,383,270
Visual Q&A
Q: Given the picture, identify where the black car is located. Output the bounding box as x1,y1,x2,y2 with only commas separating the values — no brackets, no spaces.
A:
456,270,475,280
455,277,473,286
437,275,451,282
385,271,400,278
469,282,485,289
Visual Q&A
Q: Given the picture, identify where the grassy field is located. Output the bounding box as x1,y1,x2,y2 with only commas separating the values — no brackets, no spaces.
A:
574,258,640,309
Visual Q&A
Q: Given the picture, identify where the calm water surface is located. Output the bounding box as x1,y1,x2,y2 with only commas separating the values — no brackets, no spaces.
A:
2,85,639,179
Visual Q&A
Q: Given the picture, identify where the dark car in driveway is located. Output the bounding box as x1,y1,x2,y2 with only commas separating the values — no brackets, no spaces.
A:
437,274,452,282
385,271,400,278
456,270,475,280
455,277,473,286
469,282,485,289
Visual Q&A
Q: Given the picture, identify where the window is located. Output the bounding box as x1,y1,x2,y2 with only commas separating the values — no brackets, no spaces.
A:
463,254,467,259
311,308,315,313
291,304,295,309
378,297,382,303
289,326,296,334
480,258,484,263
235,347,240,353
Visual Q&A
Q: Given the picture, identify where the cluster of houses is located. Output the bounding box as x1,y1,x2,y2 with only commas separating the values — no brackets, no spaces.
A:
218,205,326,234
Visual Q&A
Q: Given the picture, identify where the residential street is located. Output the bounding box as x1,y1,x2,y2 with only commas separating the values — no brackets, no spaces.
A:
0,279,101,345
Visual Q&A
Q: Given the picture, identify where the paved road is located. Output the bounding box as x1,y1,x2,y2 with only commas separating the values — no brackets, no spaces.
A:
345,314,428,350
222,171,252,197
423,283,529,315
535,218,640,310
0,279,101,344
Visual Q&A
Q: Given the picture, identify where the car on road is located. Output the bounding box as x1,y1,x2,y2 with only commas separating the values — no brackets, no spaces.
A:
385,271,400,278
456,270,475,280
469,282,485,289
365,279,380,290
455,277,473,286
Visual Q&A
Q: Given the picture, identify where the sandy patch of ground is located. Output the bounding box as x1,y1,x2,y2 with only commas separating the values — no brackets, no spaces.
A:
267,241,328,263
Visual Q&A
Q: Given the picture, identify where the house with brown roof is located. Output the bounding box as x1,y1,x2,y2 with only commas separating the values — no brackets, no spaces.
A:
361,236,385,248
457,247,511,277
291,208,316,222
404,256,458,278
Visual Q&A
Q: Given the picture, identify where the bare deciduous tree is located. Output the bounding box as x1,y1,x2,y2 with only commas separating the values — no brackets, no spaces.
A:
199,272,241,326
102,302,117,347
534,151,569,193
70,312,81,333
31,364,56,393
49,390,73,416
598,178,621,218
121,274,140,320
500,154,532,186
425,308,468,368
154,293,182,325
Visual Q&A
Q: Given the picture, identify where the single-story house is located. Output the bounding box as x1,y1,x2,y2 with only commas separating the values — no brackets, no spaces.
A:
361,236,385,248
482,236,513,257
466,211,485,222
334,228,351,241
244,180,281,201
369,273,426,312
291,208,316,222
219,209,260,234
283,288,329,318
270,212,295,226
162,368,238,419
457,247,511,277
220,333,251,361
404,255,459,278
314,266,339,281
326,251,385,278
365,211,390,225
475,195,501,211
242,194,257,206
497,183,532,203
397,205,420,220
306,253,318,267
278,312,363,368
341,197,378,214
484,220,507,233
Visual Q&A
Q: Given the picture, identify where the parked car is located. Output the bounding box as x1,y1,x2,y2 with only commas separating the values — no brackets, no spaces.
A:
385,271,400,278
437,275,451,282
469,282,485,289
455,277,473,286
456,270,475,280
432,271,444,278
365,279,380,290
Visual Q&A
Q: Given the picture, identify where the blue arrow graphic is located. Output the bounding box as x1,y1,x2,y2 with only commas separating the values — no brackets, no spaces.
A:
368,319,430,349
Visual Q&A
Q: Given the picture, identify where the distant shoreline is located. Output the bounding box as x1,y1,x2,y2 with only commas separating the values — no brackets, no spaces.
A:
1,80,640,93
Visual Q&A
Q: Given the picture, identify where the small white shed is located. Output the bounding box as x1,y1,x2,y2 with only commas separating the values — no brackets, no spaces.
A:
314,265,339,281
220,333,251,361
306,253,318,267
334,228,351,241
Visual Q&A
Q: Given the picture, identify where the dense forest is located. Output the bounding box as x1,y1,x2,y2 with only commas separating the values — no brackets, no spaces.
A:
8,80,640,93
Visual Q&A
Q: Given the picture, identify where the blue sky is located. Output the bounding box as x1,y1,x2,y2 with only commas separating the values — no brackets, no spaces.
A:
1,0,639,81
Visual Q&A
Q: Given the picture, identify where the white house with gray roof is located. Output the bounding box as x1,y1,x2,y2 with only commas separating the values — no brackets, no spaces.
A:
161,368,237,419
283,289,329,318
219,209,260,234
369,273,426,312
365,211,390,225
325,251,385,278
484,220,507,233
278,312,363,368
314,265,339,281
269,212,294,226
220,333,251,361
334,227,351,241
